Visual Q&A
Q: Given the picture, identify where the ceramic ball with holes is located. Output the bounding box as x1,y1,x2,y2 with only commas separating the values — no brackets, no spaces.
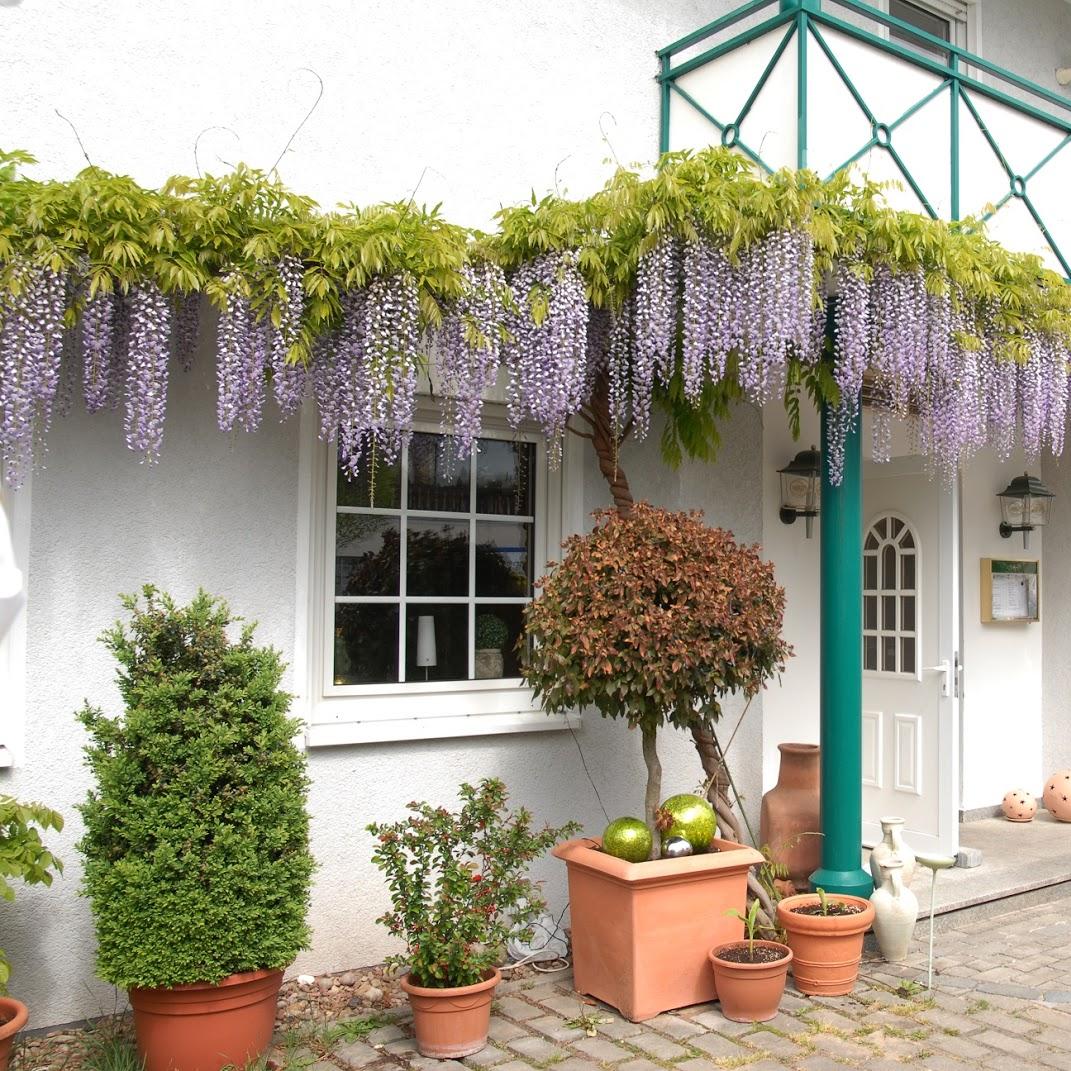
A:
1001,789,1038,822
1043,771,1071,822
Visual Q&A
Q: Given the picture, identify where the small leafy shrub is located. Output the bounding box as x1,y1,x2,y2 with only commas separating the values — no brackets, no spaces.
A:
522,504,790,842
368,778,579,989
0,795,63,990
77,586,314,989
475,614,509,651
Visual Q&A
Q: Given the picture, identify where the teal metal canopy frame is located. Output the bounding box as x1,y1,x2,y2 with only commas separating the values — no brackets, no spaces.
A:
657,0,1071,271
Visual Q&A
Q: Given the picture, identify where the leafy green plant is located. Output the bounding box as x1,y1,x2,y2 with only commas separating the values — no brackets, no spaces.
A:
522,504,790,851
79,1014,142,1071
817,887,830,916
725,898,769,960
475,613,509,651
0,795,63,989
368,778,579,989
77,586,315,989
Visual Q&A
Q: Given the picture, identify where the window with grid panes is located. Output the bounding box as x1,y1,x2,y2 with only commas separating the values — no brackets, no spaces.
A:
863,513,918,677
330,430,539,690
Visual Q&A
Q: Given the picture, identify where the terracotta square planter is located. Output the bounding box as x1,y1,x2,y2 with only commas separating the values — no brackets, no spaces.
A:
553,836,764,1022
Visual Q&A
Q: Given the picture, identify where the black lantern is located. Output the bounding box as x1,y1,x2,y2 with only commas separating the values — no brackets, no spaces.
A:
997,472,1055,549
779,446,821,538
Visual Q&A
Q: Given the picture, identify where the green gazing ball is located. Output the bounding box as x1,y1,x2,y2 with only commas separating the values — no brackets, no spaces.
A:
659,794,718,852
602,817,652,863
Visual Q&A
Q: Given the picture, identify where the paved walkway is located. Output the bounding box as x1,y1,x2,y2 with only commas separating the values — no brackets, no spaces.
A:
277,898,1071,1071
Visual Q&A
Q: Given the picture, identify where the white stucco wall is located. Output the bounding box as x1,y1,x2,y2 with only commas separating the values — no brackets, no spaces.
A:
1,0,772,1030
1041,453,1071,782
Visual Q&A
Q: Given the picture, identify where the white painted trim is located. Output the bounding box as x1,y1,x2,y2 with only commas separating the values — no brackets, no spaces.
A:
893,711,924,795
296,397,576,745
0,476,31,765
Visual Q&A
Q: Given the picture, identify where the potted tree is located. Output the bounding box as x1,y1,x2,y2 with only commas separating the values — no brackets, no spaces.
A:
473,613,509,679
78,587,314,1071
776,888,875,995
709,900,793,1023
0,795,63,1071
523,504,789,1021
368,780,578,1058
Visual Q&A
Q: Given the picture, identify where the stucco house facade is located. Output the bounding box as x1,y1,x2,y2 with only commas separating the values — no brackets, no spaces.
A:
2,0,1071,1030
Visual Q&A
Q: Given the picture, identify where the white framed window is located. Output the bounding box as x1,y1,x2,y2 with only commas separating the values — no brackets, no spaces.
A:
876,0,974,57
863,512,920,679
297,402,580,746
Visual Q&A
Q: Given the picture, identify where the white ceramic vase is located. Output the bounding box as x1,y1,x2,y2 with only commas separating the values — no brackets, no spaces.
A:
870,858,919,962
869,816,916,886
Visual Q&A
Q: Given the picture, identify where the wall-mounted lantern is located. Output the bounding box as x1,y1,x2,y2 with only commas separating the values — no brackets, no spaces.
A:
779,446,821,538
997,472,1055,549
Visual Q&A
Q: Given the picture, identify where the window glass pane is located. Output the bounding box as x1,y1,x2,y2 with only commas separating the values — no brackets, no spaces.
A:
864,554,878,590
882,595,897,631
875,518,888,538
408,433,470,512
865,532,879,551
901,553,916,591
901,595,916,632
889,0,951,50
475,604,526,679
477,440,535,516
890,517,903,537
864,635,878,671
407,520,469,596
901,637,917,675
337,451,402,509
334,605,399,685
864,595,878,630
335,516,400,595
882,635,897,672
882,545,897,588
476,521,532,597
899,529,915,549
406,605,467,682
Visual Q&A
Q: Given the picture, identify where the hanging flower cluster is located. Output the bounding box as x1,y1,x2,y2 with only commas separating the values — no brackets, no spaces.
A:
1,145,1070,490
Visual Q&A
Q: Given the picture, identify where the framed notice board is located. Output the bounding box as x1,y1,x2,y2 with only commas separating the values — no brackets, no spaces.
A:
980,559,1040,623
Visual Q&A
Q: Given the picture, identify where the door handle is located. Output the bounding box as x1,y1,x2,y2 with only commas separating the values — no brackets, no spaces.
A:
925,660,951,697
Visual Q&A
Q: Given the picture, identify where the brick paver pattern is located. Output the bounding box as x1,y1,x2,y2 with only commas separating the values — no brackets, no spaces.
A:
276,898,1071,1071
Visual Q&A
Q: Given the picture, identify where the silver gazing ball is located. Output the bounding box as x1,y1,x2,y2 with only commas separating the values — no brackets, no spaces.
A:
661,836,694,859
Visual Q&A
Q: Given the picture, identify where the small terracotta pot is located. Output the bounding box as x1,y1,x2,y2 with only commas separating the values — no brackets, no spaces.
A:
776,894,874,996
760,743,821,886
401,968,500,1059
709,941,792,1023
0,996,29,1071
554,836,764,1021
129,968,283,1071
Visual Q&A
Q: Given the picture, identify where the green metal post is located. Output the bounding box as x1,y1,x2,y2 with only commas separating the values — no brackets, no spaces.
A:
950,53,960,221
811,393,873,897
659,54,671,155
797,8,808,169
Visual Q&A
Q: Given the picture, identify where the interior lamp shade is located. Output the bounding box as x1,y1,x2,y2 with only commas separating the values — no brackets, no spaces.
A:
416,615,437,668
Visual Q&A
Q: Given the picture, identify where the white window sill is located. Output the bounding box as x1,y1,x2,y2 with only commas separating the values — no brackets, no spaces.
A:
305,709,575,746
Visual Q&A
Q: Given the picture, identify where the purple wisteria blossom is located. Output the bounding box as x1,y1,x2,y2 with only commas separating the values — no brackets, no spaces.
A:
123,282,172,461
269,255,308,419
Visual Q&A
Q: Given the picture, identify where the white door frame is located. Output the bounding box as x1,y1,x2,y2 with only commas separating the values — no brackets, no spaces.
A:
862,455,961,856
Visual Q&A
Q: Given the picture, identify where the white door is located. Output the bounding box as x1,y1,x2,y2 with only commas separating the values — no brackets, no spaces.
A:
862,457,960,857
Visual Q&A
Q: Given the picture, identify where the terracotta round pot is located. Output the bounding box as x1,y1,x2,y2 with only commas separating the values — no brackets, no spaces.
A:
401,968,500,1058
760,744,821,886
0,996,29,1071
709,941,792,1023
129,968,283,1071
776,893,874,996
1043,771,1071,822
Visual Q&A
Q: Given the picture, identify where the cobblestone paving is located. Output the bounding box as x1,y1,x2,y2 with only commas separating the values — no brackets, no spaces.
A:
276,899,1071,1071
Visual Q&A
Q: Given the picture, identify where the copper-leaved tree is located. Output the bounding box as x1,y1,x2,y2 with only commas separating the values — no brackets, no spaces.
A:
521,503,791,859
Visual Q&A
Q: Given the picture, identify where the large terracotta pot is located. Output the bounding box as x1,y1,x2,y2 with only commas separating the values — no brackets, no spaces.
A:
401,968,500,1058
554,835,764,1022
776,894,874,996
129,968,283,1071
760,743,821,886
0,997,28,1071
708,940,793,1023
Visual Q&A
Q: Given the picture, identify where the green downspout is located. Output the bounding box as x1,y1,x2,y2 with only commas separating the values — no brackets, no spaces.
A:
660,54,671,155
811,383,873,897
950,53,960,221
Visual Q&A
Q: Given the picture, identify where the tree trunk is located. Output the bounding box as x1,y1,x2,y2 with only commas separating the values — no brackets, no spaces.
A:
641,723,662,860
585,368,634,516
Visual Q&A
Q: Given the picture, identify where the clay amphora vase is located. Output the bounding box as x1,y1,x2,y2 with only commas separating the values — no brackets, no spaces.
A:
760,743,821,886
868,816,916,886
870,858,919,962
401,968,500,1058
